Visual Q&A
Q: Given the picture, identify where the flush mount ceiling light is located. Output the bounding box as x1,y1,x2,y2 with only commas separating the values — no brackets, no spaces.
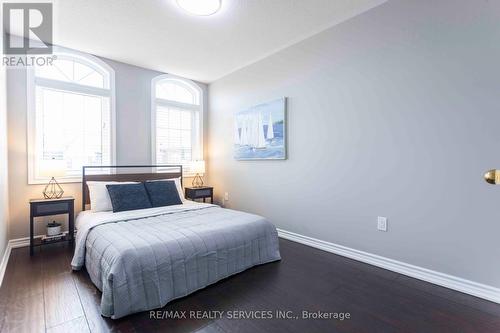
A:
176,0,221,16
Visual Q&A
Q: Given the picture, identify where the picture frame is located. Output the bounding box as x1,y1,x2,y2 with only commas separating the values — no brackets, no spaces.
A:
234,97,287,160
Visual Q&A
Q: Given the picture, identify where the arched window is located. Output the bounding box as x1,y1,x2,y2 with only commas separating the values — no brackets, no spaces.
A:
27,49,115,183
152,75,203,172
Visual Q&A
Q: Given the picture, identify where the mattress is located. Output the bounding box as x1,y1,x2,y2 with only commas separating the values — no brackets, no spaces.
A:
71,202,281,319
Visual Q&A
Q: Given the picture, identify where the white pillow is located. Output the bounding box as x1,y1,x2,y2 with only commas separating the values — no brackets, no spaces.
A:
87,181,138,212
172,177,187,203
146,177,186,203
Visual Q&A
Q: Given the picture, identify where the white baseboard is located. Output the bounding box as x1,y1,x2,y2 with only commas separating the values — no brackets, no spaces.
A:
0,241,12,287
277,228,500,304
0,235,43,286
9,236,34,248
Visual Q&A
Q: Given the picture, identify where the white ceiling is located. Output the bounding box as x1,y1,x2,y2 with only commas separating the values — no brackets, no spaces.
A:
50,0,385,83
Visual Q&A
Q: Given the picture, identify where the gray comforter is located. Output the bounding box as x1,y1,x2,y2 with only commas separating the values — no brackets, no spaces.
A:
71,203,281,319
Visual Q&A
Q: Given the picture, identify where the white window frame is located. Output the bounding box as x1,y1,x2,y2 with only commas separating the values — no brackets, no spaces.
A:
151,74,204,176
27,47,116,184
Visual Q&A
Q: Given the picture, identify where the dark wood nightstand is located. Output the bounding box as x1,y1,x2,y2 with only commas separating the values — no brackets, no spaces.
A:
29,197,75,256
184,186,214,203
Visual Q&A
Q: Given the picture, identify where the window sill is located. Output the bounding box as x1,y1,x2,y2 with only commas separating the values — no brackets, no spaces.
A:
28,177,82,185
29,173,202,185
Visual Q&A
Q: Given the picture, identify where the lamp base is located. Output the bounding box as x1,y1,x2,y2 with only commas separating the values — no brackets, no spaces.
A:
43,177,64,199
192,173,204,188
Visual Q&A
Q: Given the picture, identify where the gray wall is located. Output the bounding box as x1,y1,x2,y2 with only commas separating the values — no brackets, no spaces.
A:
113,59,162,165
208,0,500,288
7,48,207,239
0,31,9,264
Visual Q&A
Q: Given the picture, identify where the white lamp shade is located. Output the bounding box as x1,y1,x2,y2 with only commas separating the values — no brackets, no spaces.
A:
191,160,205,174
39,159,66,178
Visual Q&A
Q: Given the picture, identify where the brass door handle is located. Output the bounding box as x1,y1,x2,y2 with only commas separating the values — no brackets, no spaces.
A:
484,170,500,184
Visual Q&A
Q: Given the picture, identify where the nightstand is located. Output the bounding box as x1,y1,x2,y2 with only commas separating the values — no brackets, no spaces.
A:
185,186,214,203
29,197,75,256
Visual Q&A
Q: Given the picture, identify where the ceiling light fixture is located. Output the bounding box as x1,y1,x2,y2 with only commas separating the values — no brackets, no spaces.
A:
176,0,221,16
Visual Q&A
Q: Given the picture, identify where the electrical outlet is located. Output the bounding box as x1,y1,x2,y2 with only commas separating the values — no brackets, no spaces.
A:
377,216,387,232
224,192,229,201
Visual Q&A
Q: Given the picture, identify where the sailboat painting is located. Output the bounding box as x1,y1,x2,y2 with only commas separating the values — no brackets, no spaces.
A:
234,97,286,160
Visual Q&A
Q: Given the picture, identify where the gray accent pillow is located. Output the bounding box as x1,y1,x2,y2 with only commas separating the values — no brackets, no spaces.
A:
106,183,152,212
144,181,182,207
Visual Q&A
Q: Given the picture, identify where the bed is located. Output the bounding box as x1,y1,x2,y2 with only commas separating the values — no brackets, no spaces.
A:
70,166,281,319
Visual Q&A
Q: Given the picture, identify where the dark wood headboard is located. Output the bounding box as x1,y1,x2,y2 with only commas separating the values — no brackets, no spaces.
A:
82,165,183,211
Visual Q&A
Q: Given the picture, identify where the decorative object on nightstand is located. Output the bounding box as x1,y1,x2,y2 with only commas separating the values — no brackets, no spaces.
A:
191,160,206,187
46,221,61,236
185,186,213,203
39,159,66,199
29,196,75,256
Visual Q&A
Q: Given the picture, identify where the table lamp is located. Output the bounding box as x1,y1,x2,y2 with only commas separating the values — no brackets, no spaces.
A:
191,160,205,187
39,159,66,199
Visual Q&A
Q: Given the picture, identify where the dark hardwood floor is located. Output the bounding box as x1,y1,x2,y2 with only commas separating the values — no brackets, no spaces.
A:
1,239,499,333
